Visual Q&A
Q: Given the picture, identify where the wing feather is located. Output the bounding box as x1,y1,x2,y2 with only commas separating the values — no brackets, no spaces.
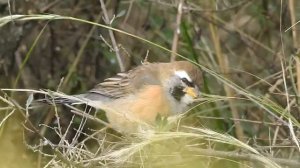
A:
86,64,161,99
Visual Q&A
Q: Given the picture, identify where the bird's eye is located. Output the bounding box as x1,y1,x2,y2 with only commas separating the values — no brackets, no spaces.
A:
181,78,194,87
170,86,185,101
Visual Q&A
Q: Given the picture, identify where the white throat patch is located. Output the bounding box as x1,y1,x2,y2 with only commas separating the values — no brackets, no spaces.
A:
174,70,192,81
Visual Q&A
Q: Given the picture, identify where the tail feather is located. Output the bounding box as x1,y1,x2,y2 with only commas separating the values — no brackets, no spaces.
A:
36,92,86,105
36,96,81,104
35,92,110,108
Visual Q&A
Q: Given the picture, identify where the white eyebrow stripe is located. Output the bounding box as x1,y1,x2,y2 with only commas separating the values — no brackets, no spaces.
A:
174,70,192,82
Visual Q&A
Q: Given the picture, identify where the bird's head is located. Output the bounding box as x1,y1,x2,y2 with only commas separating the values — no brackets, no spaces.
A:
162,61,202,113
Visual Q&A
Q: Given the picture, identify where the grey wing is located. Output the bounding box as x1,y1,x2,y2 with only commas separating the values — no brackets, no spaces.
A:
88,72,131,99
85,64,161,100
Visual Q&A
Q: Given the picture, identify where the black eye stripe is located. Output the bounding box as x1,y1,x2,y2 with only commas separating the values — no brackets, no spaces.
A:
170,86,185,101
181,78,194,87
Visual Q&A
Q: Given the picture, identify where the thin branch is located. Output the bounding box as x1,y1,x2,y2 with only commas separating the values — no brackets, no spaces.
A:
170,0,184,62
99,0,125,72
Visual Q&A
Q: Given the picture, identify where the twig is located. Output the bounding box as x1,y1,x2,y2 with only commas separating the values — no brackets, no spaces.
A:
170,0,184,62
99,0,125,72
0,91,46,140
64,104,111,128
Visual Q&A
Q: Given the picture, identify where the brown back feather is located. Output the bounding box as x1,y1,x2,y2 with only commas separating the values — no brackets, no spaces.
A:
88,61,202,99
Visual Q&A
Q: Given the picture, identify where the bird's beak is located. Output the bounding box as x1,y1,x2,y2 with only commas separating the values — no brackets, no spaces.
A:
183,87,198,99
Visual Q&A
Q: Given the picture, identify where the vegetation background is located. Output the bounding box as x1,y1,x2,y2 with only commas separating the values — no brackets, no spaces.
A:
0,0,300,167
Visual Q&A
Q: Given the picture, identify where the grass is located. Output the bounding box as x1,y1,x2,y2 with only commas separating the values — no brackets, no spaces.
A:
1,1,300,168
0,89,288,167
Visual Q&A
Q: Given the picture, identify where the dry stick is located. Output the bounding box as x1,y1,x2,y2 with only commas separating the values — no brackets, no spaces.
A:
99,0,125,72
65,104,112,128
208,13,245,142
170,0,184,62
1,91,46,141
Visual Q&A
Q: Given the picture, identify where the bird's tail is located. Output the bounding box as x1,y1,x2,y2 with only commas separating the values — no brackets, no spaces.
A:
35,91,106,110
36,92,87,105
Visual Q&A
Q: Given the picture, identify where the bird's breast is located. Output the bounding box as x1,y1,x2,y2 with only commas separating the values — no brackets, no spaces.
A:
104,85,172,133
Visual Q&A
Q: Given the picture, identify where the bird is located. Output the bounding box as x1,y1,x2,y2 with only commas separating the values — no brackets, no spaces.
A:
46,61,203,133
